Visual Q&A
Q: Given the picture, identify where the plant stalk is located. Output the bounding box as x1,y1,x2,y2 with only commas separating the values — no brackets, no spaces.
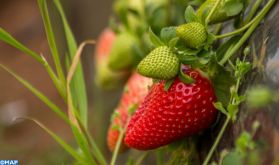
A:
110,119,130,165
202,116,231,165
215,0,272,39
243,0,264,24
219,0,275,65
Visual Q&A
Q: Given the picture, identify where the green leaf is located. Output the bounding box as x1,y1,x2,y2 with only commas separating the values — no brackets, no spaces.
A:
53,0,77,55
148,27,164,47
0,64,69,124
160,26,177,44
128,104,138,115
17,117,86,164
164,79,175,91
224,1,243,17
236,131,255,154
113,0,129,28
213,102,227,115
184,6,200,23
197,50,214,65
205,32,216,47
71,124,96,164
66,40,106,165
235,58,252,78
177,46,200,56
168,37,179,48
222,151,243,165
177,53,198,65
216,36,240,61
132,44,145,59
86,133,107,165
146,5,168,33
189,0,205,6
37,0,65,83
53,0,88,127
227,104,238,121
208,57,235,106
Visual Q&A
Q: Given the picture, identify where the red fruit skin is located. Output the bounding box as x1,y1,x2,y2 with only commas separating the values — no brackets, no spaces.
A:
95,28,116,63
124,68,217,150
107,73,152,152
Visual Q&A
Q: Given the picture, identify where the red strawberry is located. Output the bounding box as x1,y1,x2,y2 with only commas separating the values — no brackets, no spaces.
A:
94,28,129,89
124,67,217,150
107,72,152,152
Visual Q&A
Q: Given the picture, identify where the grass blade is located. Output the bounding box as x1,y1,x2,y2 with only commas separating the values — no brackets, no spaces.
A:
86,131,107,165
0,28,44,64
66,40,95,130
53,0,88,126
134,152,149,165
71,124,97,164
15,117,86,164
53,0,77,54
37,0,65,83
0,28,66,98
110,116,131,165
0,64,69,124
67,40,107,165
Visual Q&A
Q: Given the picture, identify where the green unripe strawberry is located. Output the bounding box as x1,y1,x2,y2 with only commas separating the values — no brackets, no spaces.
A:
197,0,231,24
94,29,129,90
95,63,128,89
176,22,207,49
137,46,179,80
108,32,139,71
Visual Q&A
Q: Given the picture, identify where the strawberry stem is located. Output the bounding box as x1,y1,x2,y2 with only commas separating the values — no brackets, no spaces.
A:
215,0,271,39
219,0,275,65
110,117,130,165
242,0,264,25
202,116,231,165
204,57,250,164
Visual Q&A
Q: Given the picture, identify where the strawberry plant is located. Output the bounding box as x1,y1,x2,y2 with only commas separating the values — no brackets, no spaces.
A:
0,0,278,164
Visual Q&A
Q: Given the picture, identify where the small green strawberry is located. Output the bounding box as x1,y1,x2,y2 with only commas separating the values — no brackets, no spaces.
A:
108,32,139,71
94,28,129,90
137,46,180,80
176,22,207,49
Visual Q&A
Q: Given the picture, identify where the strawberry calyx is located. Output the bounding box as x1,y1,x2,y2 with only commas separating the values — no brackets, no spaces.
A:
178,65,196,84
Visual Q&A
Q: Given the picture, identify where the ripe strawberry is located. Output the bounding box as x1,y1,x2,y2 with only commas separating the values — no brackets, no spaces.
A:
137,46,180,80
94,28,129,89
124,67,217,150
108,32,139,71
107,73,152,152
176,22,207,49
